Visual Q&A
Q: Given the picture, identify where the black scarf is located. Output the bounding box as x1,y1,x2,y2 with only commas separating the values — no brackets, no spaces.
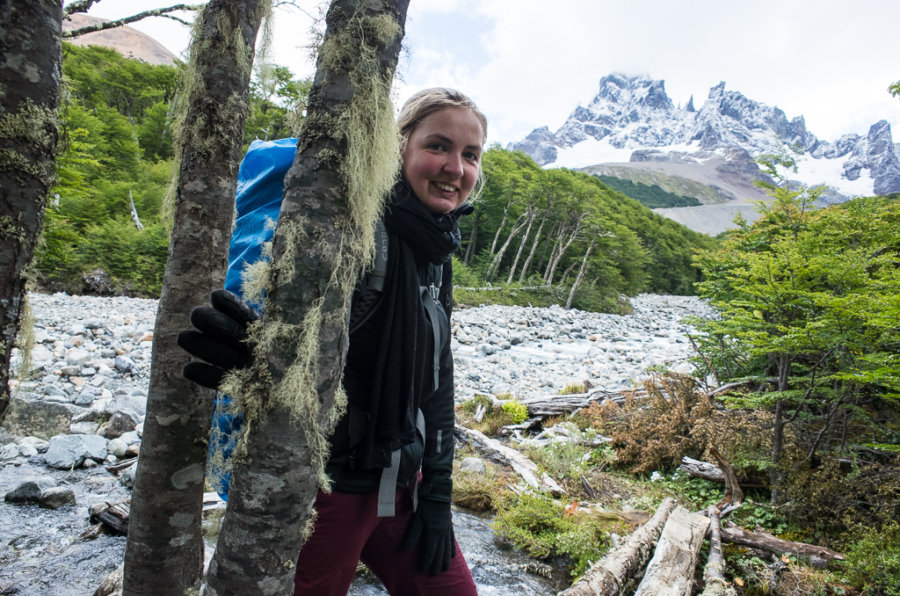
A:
350,178,472,469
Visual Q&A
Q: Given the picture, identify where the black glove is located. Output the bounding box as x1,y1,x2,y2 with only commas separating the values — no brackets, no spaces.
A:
176,289,260,389
402,499,456,575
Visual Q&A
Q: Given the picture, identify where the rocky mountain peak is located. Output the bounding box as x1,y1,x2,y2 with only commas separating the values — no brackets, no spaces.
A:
508,73,900,201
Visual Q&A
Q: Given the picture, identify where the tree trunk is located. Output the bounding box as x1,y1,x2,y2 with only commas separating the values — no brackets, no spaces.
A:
544,219,582,284
0,0,61,423
633,506,710,596
122,1,266,593
565,237,595,309
204,1,409,593
489,197,514,255
506,209,535,284
486,212,528,281
463,210,480,264
559,498,676,596
518,213,546,283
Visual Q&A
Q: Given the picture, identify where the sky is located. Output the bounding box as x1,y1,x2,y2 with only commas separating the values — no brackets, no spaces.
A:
87,0,900,147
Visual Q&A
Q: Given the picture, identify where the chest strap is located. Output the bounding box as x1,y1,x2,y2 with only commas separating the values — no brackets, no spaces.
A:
377,409,426,517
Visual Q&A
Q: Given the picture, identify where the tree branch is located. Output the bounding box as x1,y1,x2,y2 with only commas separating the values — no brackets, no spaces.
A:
63,4,204,37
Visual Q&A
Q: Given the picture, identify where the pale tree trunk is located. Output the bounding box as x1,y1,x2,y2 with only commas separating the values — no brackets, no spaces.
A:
489,196,515,255
565,236,596,309
544,218,582,284
518,213,546,283
0,0,61,423
486,212,528,281
204,1,409,593
463,210,480,264
506,209,536,284
123,1,266,593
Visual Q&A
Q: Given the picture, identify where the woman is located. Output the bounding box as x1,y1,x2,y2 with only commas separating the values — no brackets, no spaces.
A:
179,88,486,595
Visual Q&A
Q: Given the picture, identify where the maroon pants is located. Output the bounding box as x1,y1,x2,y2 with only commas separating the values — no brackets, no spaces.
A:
293,484,477,595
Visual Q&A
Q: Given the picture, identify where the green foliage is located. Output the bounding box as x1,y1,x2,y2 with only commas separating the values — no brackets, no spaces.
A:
691,178,900,500
457,148,716,313
36,44,311,297
841,520,900,595
492,490,610,578
594,174,702,208
501,400,529,424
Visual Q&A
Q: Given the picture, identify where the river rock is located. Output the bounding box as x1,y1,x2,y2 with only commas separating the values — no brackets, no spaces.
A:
39,486,76,509
1,397,84,440
4,476,57,503
45,434,108,469
100,411,138,439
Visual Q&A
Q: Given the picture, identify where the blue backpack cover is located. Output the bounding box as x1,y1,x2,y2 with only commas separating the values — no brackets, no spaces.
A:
209,137,297,499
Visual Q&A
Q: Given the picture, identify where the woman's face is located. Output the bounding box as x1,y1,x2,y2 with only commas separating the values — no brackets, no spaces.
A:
402,107,484,215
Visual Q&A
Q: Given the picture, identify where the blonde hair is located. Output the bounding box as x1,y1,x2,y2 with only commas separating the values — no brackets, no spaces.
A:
398,88,488,200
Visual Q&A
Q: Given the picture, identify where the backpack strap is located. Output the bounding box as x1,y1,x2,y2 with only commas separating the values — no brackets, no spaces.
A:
420,263,444,392
348,220,389,334
377,409,426,517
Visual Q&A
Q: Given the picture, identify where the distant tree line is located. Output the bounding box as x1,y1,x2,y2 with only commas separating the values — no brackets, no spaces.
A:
594,174,702,209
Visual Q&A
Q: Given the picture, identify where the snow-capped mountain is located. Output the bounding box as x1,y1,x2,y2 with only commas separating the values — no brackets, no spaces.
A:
509,74,900,233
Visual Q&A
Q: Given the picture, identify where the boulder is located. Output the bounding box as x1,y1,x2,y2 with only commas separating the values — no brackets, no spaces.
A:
45,434,108,469
40,486,76,509
5,476,57,503
1,396,83,440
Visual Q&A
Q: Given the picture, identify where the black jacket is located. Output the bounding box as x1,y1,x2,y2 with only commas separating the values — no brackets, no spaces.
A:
325,241,456,506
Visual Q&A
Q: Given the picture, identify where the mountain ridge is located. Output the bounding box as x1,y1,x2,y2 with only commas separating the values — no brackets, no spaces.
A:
509,73,900,233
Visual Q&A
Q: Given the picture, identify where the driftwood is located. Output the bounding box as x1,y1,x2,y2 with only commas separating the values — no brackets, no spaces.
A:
709,447,743,515
86,500,130,536
700,507,736,596
522,389,633,418
634,506,710,596
720,522,844,564
455,424,565,495
678,457,726,483
558,498,676,596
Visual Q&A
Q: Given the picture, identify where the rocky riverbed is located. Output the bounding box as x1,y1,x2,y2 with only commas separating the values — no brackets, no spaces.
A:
1,292,714,595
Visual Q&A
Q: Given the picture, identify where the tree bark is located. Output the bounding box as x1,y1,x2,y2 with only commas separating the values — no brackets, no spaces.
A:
719,523,844,563
486,211,528,281
565,236,595,309
122,1,266,593
0,0,61,423
518,212,546,283
633,506,710,596
559,498,676,596
700,508,736,596
204,1,409,593
506,208,536,284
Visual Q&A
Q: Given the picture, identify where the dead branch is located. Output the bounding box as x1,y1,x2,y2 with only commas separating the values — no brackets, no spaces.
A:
700,506,737,596
558,498,676,596
709,447,743,516
720,522,844,565
63,4,204,37
455,424,565,495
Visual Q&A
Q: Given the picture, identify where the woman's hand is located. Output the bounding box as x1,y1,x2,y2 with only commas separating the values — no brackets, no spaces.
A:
176,289,259,389
402,498,456,575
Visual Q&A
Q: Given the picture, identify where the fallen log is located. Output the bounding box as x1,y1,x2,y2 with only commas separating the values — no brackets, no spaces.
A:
678,457,726,483
700,507,736,596
454,424,565,495
634,505,710,596
558,497,676,596
720,522,844,564
521,389,635,418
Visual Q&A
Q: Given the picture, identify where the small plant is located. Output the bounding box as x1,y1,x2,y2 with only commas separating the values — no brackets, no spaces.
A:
501,399,529,424
492,490,610,578
560,382,587,395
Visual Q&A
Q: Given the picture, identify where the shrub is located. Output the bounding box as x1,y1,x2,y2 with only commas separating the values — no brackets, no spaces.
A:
501,400,529,424
841,520,900,595
492,490,610,578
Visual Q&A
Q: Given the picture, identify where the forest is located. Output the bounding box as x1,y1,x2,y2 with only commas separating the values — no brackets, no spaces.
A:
5,14,899,594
